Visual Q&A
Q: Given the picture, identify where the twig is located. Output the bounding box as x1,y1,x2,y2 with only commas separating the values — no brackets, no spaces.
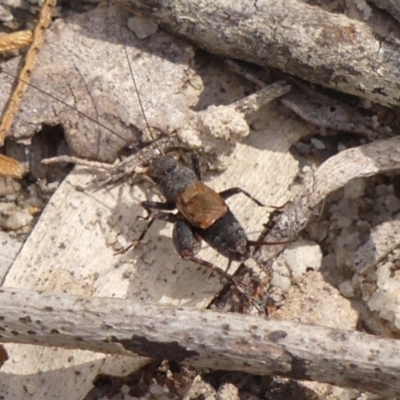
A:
0,154,25,179
0,31,33,53
0,0,57,147
254,136,400,267
118,0,400,107
0,287,400,396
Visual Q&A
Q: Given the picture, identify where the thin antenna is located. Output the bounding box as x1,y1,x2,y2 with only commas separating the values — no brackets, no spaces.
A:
70,62,103,158
1,67,136,149
123,45,163,155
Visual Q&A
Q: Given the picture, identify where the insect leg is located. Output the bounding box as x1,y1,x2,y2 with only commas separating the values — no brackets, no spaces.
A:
117,212,177,254
247,238,296,246
219,187,264,207
137,212,177,242
173,217,234,280
191,153,202,180
225,258,233,273
140,201,176,219
174,218,256,304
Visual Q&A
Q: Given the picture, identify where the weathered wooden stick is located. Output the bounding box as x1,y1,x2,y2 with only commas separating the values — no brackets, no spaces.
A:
254,136,400,266
0,287,400,396
118,0,400,107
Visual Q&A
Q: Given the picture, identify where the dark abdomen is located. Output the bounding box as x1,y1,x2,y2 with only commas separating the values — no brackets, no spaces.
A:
197,210,250,261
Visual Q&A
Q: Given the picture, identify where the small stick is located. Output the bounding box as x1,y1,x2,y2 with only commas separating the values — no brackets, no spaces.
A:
0,31,33,53
0,154,25,179
0,0,57,146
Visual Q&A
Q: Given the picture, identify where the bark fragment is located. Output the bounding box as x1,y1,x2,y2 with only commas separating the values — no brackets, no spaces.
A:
119,0,400,106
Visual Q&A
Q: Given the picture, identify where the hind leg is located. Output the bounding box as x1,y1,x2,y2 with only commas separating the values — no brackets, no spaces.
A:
140,200,176,219
219,187,264,206
119,212,177,253
173,217,237,281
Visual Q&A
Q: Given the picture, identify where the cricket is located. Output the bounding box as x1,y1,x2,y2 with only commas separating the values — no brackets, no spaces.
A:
0,66,288,283
0,6,292,288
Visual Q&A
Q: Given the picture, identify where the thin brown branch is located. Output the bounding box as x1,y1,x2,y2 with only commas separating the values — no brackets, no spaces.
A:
0,0,57,147
0,31,33,53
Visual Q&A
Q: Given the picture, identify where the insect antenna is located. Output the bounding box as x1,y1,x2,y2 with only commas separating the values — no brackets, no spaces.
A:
70,62,103,160
123,45,164,156
1,68,120,145
0,67,150,166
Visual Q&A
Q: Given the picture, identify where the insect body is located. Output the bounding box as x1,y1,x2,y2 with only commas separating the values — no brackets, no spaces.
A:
1,22,281,280
138,152,265,277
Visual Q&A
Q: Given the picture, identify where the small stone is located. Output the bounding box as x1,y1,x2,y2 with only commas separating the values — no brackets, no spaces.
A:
310,137,325,150
337,143,347,152
338,228,361,251
385,193,400,213
331,386,360,400
217,383,239,400
375,184,390,197
339,280,354,298
128,16,158,39
271,272,291,293
337,198,359,219
149,383,165,396
336,215,352,228
282,240,322,281
5,209,33,230
46,181,60,192
0,5,13,22
343,178,365,199
120,384,130,395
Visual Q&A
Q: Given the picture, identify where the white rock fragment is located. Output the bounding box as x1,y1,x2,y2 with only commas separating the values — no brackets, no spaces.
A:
5,208,34,230
331,386,361,400
46,181,60,192
281,240,322,282
338,280,354,298
217,383,240,400
198,105,250,142
178,126,203,149
127,16,158,39
271,271,292,294
115,234,130,250
0,5,13,22
149,382,166,396
0,177,21,197
353,215,400,274
366,262,400,330
376,263,392,289
0,202,16,215
369,289,400,329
